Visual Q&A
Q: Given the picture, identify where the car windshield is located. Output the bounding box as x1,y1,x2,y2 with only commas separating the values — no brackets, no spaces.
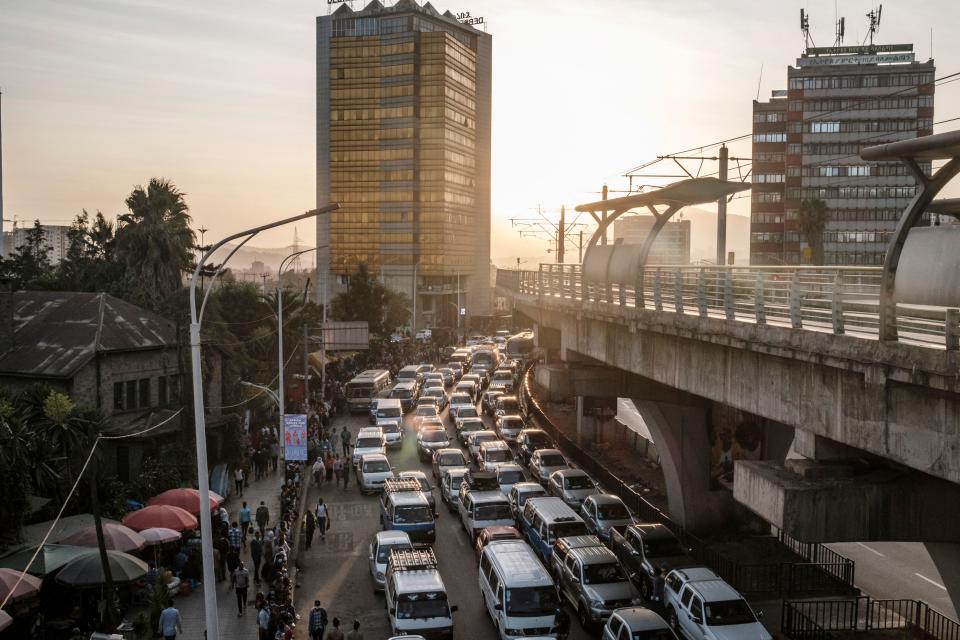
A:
393,505,432,524
378,408,402,419
498,470,524,485
564,475,595,490
550,521,588,539
446,475,465,491
392,389,412,399
417,407,437,416
425,388,443,396
705,599,757,626
396,594,449,620
645,537,686,558
632,631,677,639
498,399,519,411
451,395,472,405
582,561,627,585
357,438,382,449
376,542,411,563
526,433,551,447
363,460,390,473
458,407,478,418
475,503,512,520
440,453,464,466
485,449,511,463
501,419,523,431
475,435,497,446
460,420,483,432
397,371,417,380
504,586,559,616
420,430,448,443
540,454,566,467
381,423,400,434
597,502,630,519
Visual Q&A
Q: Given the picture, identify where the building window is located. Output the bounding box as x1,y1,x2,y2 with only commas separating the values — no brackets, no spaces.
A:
158,376,168,406
138,379,150,408
752,133,786,143
125,380,137,411
810,121,840,133
113,382,124,411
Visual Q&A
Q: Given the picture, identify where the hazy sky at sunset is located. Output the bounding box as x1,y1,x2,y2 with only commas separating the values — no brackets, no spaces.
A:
2,0,959,264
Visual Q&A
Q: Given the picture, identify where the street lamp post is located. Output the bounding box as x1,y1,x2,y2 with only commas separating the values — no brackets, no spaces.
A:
188,204,338,640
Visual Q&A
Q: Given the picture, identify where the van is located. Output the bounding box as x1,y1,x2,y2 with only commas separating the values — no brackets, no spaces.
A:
379,478,435,543
458,490,514,539
376,398,404,423
478,540,560,640
385,548,458,639
390,380,419,412
455,380,478,403
397,365,422,385
520,497,589,563
353,427,386,467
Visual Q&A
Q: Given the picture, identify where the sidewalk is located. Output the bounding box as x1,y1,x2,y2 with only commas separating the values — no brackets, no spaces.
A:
170,470,284,639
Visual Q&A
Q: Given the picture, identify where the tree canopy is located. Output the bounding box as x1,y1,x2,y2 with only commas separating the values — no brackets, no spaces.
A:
329,262,411,336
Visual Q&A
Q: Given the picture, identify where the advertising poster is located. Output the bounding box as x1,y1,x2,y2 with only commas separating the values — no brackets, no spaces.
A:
283,414,308,461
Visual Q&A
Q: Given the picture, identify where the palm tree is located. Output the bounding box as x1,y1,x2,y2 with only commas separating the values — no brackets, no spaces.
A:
115,178,196,304
798,198,830,265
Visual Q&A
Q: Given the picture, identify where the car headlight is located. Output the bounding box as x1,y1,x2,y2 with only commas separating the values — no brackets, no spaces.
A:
631,597,643,605
376,571,384,581
504,628,522,636
589,597,605,609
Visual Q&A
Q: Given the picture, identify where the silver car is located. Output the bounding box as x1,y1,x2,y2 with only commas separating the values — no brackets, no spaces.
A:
440,467,469,512
580,493,635,543
529,448,569,487
558,545,640,628
368,530,412,591
548,468,600,510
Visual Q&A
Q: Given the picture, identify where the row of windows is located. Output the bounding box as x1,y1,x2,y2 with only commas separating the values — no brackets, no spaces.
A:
329,63,415,80
330,106,416,121
751,232,784,243
799,119,930,134
788,72,935,90
753,111,786,123
755,152,785,163
791,186,916,200
754,173,785,183
330,148,414,162
753,213,784,224
753,133,787,143
754,192,783,203
329,41,415,59
795,164,909,178
790,95,934,112
329,85,414,100
329,169,414,182
751,230,893,245
330,190,475,205
420,84,476,111
420,126,474,149
421,39,475,69
421,169,475,187
827,252,885,265
329,211,475,225
329,127,414,143
754,208,907,223
112,375,179,412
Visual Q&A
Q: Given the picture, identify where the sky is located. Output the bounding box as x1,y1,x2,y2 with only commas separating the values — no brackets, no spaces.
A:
2,0,959,264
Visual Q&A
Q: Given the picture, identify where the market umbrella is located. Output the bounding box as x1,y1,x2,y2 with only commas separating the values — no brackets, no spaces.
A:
55,550,148,587
0,610,12,632
138,528,180,546
0,544,93,577
0,568,42,603
121,505,197,533
148,488,220,515
60,523,146,553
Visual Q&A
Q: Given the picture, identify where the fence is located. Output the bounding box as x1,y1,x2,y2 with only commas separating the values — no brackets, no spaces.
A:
500,264,959,350
519,363,856,598
782,597,960,640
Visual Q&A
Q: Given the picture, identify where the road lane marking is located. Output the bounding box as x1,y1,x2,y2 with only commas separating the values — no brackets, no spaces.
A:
856,542,885,557
915,573,947,590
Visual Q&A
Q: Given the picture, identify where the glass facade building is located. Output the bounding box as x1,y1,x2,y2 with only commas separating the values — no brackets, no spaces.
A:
316,0,492,328
750,45,934,265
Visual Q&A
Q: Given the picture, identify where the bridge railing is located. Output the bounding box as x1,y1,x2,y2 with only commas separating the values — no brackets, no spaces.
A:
500,264,959,349
782,596,960,640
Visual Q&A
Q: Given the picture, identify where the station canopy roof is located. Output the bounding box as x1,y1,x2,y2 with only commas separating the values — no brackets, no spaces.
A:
574,177,751,213
861,130,960,162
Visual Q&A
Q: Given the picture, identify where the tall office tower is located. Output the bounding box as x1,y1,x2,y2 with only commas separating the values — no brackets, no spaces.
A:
316,0,492,330
613,216,692,265
751,42,934,265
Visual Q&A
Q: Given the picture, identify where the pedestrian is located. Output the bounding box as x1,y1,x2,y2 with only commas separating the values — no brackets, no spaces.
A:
315,498,329,540
340,427,352,458
346,619,364,640
258,603,270,640
250,531,263,584
234,466,245,497
216,534,229,581
303,510,316,549
228,521,242,554
326,617,345,640
325,450,335,483
307,600,328,640
239,501,252,547
333,455,345,487
270,439,281,472
312,456,325,486
232,560,250,616
651,567,665,606
157,601,182,640
256,500,270,537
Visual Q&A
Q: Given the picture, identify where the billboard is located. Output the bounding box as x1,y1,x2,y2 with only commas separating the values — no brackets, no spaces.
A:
283,414,308,461
320,321,370,351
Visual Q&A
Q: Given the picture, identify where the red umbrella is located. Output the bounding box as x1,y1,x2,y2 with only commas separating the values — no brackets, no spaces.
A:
60,523,146,553
122,505,198,532
148,488,220,514
0,568,43,603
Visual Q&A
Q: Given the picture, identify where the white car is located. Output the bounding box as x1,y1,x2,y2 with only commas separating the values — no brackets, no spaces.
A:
353,427,386,467
495,463,526,498
664,567,770,640
466,430,499,459
413,405,440,429
440,467,469,512
357,453,394,494
377,419,403,449
478,440,514,471
415,329,433,342
369,530,412,592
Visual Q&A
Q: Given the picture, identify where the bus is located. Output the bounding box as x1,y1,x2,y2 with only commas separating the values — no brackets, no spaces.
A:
346,369,392,413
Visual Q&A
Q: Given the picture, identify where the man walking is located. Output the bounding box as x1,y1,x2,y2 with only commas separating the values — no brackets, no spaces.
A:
234,466,245,497
346,619,364,640
326,618,344,640
255,501,270,537
239,501,252,547
308,600,328,640
340,427,351,458
231,561,250,616
157,601,182,640
315,498,329,541
312,456,325,487
250,531,263,584
227,521,242,556
303,510,317,550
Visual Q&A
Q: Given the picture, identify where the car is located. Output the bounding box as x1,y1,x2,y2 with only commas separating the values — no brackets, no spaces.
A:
466,430,499,459
602,607,677,640
557,545,641,629
420,416,445,431
420,386,448,410
380,478,435,542
377,419,404,449
465,370,489,390
436,368,456,387
495,395,521,418
440,467,469,512
454,380,478,403
453,404,480,429
516,428,553,467
447,393,474,424
508,482,548,523
458,489,514,539
445,362,465,380
455,417,485,445
529,448,570,486
580,494,636,543
490,369,516,392
494,414,525,444
432,448,468,480
357,453,395,494
548,468,600,509
664,567,770,640
369,398,381,424
353,427,386,467
413,405,440,429
477,440,514,471
461,469,500,493
368,530,413,592
609,523,695,600
480,389,505,416
398,470,437,517
384,548,458,638
494,463,525,498
473,525,522,559
415,329,433,342
415,363,435,376
551,534,606,581
416,426,451,462
390,380,419,412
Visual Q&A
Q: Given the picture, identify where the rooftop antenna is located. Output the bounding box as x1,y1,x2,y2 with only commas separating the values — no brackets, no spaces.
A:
835,16,845,46
865,4,882,46
800,9,814,50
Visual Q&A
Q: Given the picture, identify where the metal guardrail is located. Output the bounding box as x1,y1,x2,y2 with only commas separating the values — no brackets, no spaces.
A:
496,264,960,350
518,363,856,598
783,597,960,640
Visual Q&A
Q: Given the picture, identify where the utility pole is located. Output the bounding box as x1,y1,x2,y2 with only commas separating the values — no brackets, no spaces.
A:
557,206,565,264
89,446,116,629
303,325,310,407
601,185,609,246
717,145,729,265
578,229,584,263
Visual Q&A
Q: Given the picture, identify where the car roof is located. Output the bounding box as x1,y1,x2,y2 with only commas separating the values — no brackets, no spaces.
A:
512,482,547,494
399,470,427,480
499,414,524,422
483,540,553,586
443,466,469,478
629,523,679,541
361,452,388,462
616,607,672,631
671,566,721,583
481,440,509,450
524,497,580,521
570,545,618,564
376,530,412,545
470,491,509,503
557,535,603,550
394,380,417,389
496,463,524,474
393,570,445,593
358,427,383,436
388,492,429,507
470,430,497,439
535,448,564,457
436,448,464,457
399,365,420,372
554,468,588,478
481,525,520,537
690,579,742,602
588,493,625,506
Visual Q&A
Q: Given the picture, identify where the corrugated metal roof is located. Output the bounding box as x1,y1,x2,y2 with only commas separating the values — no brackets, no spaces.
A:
0,291,175,378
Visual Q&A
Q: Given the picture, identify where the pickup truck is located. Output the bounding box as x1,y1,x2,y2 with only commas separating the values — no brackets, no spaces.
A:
663,567,770,640
609,523,695,600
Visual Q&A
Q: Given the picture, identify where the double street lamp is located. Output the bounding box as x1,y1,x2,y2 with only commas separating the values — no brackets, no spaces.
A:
189,204,338,640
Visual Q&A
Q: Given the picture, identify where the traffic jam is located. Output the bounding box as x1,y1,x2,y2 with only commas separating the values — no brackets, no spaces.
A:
342,332,771,640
